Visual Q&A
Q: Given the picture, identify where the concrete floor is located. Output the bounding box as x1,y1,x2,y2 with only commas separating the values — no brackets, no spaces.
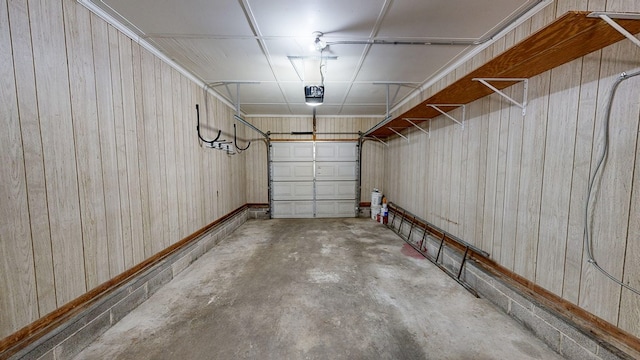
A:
74,218,564,359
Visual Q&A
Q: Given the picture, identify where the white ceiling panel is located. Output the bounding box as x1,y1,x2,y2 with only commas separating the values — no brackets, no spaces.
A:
313,105,346,116
241,104,295,116
98,0,253,36
318,82,352,104
91,0,549,117
355,45,470,82
377,0,541,39
213,82,285,105
345,83,415,106
264,39,367,83
151,37,275,82
248,0,387,38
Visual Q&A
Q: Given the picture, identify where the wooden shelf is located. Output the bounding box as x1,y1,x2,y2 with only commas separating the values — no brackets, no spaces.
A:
369,11,640,138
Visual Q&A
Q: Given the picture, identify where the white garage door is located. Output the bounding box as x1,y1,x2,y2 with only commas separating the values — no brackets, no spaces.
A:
271,141,358,218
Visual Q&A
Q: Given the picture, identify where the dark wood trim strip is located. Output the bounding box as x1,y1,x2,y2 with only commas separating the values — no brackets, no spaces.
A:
247,203,269,208
0,204,248,357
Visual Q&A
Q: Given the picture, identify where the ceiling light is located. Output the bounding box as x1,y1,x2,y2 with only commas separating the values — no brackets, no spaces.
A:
305,85,324,106
314,37,327,52
312,31,327,52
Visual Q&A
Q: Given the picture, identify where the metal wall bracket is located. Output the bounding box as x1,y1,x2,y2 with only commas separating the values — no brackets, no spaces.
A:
472,78,528,116
387,127,409,143
375,82,419,120
588,12,640,49
403,118,430,138
370,135,389,147
427,104,466,129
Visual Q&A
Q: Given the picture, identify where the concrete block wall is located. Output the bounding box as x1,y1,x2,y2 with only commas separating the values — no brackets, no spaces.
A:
10,210,248,360
248,207,270,220
385,211,636,360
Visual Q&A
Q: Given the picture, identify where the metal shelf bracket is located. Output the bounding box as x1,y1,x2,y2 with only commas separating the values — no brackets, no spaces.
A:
370,135,389,147
472,78,528,116
388,127,409,143
427,104,466,129
588,12,640,49
403,118,430,138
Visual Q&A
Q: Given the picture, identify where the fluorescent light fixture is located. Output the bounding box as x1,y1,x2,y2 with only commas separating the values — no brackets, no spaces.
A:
305,85,324,106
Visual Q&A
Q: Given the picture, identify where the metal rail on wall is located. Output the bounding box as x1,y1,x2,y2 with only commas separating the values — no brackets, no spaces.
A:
384,202,489,297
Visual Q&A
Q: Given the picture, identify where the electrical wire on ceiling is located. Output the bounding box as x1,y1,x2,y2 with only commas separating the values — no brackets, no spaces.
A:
320,47,327,87
584,69,640,296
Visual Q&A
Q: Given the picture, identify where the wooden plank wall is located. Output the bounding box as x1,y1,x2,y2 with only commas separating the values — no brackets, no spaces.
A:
0,0,247,339
383,0,640,338
244,116,385,204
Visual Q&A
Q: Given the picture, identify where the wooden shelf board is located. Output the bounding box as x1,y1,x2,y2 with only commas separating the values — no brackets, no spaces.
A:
370,11,640,138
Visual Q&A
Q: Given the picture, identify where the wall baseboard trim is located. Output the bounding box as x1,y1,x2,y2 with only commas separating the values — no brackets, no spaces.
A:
385,204,640,360
1,205,249,360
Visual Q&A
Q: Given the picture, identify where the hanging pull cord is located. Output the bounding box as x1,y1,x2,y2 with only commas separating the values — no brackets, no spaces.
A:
234,124,251,151
584,70,640,296
196,104,221,145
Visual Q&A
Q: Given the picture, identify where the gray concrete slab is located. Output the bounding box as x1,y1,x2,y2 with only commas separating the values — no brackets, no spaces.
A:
73,218,564,360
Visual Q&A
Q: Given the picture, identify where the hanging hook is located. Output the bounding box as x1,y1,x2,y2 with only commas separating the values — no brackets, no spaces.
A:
234,123,251,151
196,104,221,145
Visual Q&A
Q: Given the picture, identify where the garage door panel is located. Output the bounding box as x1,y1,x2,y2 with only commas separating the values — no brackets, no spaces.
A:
271,142,357,218
272,182,314,200
316,142,357,161
271,201,314,218
271,142,313,161
272,162,314,181
316,162,357,180
315,200,356,218
316,181,356,200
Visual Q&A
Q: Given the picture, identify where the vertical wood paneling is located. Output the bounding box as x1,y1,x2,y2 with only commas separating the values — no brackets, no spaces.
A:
562,54,600,303
30,0,87,306
381,0,640,339
580,0,640,328
441,120,452,230
140,50,160,256
492,86,511,262
172,70,187,239
560,0,603,308
579,49,640,324
108,25,131,275
161,63,179,246
121,34,145,267
619,113,640,335
535,59,582,294
462,100,482,246
64,1,110,290
7,0,57,315
513,73,550,280
154,58,169,249
0,0,38,333
474,75,491,249
91,15,125,278
511,4,555,280
499,85,524,271
0,0,251,338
